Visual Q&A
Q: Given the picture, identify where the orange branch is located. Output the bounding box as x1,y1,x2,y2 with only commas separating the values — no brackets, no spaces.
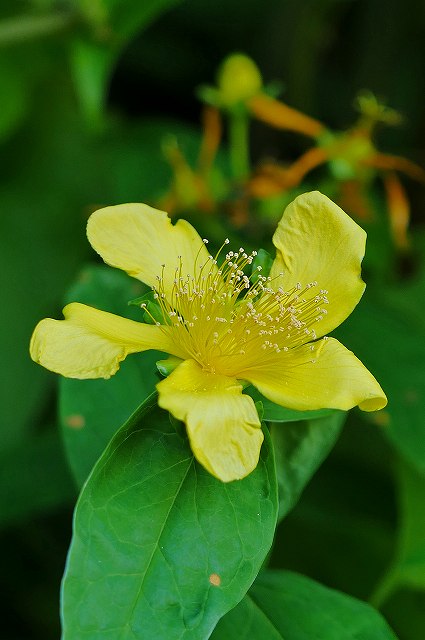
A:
249,146,328,198
366,153,425,183
248,93,326,138
198,106,222,173
383,172,410,249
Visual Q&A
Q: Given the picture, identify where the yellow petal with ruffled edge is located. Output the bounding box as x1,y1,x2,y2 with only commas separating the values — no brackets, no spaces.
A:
87,203,214,302
269,191,366,339
242,337,387,412
30,302,180,379
157,359,263,482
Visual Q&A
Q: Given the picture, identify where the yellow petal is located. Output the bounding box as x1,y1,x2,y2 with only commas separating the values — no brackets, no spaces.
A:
157,359,263,482
30,302,177,379
242,337,387,412
270,191,366,337
87,203,214,300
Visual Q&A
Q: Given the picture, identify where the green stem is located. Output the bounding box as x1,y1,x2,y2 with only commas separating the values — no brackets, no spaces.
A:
229,109,250,182
368,566,398,609
0,12,75,47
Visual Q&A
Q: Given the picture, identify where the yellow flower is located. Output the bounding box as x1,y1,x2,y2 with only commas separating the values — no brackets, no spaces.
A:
30,192,386,482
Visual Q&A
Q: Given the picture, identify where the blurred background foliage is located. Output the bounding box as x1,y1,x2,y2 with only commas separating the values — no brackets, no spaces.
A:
1,0,425,638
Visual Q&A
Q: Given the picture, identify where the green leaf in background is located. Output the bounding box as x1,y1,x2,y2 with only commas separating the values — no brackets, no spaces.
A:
69,38,113,127
250,248,273,283
271,411,346,520
371,461,425,608
1,92,202,457
381,235,425,329
0,428,76,527
270,411,396,603
71,0,182,123
394,462,425,590
60,265,163,487
0,185,89,455
61,394,278,639
0,56,29,140
76,0,182,40
246,384,346,524
212,570,398,639
335,291,425,474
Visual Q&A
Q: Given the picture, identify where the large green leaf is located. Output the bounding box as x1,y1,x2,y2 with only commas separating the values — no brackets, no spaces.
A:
212,570,398,639
271,411,346,520
61,394,278,639
60,265,163,487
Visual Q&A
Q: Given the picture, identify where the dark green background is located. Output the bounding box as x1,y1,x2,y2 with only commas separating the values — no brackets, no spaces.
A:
1,1,425,638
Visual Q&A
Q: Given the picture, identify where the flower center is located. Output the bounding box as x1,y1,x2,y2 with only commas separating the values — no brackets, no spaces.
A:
147,239,329,376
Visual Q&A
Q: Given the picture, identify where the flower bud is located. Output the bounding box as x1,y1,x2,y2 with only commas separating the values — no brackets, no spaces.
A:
217,53,262,107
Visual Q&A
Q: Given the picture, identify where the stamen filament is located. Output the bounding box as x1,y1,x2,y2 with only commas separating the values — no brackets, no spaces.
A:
149,238,328,375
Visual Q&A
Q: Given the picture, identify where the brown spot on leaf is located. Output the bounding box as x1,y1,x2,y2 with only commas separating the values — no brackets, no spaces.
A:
65,414,85,429
209,573,221,587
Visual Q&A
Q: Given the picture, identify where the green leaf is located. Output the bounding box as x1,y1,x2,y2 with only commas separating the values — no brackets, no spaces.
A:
371,461,425,607
243,390,345,520
271,411,396,602
380,241,425,330
196,84,220,107
68,38,113,127
246,386,337,422
156,356,183,377
395,462,425,590
0,185,89,454
60,265,163,487
250,248,273,283
380,588,425,640
128,290,164,324
0,428,76,527
212,570,398,639
335,290,425,474
0,56,29,140
1,103,201,455
76,0,181,39
271,411,346,520
61,395,278,639
127,292,152,307
71,0,182,123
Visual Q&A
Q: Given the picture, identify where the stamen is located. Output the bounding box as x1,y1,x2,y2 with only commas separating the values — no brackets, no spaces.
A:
147,238,328,373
